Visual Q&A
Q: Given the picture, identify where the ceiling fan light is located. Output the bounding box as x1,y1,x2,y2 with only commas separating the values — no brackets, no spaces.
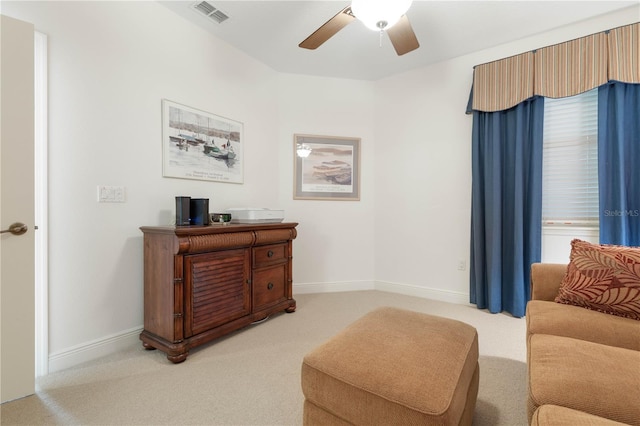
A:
351,0,413,31
297,144,312,158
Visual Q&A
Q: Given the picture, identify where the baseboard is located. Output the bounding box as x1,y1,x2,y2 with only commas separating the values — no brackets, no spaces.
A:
47,283,468,374
48,326,143,373
295,280,469,305
375,281,470,305
294,280,375,294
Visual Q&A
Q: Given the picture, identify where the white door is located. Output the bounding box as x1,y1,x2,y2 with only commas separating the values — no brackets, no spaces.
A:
0,14,36,403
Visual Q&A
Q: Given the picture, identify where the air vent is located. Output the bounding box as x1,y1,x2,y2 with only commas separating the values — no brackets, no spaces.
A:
191,1,229,24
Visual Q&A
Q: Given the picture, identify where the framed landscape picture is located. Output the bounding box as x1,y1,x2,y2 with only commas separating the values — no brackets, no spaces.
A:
293,134,361,201
162,99,243,183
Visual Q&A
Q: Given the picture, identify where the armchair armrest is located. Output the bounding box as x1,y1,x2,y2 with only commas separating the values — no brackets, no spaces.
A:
530,263,567,301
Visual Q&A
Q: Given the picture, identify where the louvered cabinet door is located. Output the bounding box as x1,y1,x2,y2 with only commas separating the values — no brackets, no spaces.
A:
184,248,251,337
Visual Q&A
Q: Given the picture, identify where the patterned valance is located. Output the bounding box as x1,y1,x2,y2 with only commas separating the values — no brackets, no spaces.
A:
608,23,640,83
472,52,534,112
534,33,608,98
471,22,639,112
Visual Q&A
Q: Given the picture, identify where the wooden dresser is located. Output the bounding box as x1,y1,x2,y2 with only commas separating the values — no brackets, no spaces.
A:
139,223,297,363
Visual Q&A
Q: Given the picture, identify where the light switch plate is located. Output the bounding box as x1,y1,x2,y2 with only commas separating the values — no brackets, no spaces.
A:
98,185,126,203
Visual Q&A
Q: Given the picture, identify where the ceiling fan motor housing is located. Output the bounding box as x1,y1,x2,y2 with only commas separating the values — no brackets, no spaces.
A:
350,0,413,31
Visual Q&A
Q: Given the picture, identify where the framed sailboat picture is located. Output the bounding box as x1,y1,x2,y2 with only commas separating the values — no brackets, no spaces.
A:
293,134,361,201
162,99,243,183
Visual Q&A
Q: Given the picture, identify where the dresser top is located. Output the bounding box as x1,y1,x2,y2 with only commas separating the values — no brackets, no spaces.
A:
140,222,298,236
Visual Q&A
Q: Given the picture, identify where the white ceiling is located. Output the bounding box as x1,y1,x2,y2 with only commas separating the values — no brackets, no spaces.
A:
159,1,638,81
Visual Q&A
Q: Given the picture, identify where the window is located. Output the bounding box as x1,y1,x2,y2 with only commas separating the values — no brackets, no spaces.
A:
542,89,598,227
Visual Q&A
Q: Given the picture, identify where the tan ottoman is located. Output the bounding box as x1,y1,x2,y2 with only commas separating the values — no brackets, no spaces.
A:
301,307,479,425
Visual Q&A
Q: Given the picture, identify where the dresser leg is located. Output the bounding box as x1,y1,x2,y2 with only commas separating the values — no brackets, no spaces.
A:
167,352,188,364
142,342,156,351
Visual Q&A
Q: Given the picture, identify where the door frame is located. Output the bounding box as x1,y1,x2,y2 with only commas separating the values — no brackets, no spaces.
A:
34,30,49,377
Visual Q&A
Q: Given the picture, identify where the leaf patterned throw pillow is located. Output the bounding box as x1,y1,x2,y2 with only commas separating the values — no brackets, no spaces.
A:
555,239,640,321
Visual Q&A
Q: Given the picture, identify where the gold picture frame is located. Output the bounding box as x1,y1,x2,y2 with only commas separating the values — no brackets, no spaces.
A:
293,134,361,201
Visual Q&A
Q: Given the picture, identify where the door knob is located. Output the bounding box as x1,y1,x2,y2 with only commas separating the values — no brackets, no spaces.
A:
0,222,28,236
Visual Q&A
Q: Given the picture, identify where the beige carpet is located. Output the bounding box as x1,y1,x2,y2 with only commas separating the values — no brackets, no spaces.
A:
0,290,528,425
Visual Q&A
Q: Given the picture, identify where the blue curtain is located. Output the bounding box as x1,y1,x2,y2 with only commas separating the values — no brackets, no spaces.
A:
598,82,640,247
470,97,544,317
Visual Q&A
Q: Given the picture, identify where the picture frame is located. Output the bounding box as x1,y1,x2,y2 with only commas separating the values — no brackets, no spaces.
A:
293,134,361,201
162,99,243,183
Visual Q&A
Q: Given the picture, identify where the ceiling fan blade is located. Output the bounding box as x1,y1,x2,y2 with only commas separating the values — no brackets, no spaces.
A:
299,6,355,50
386,15,420,56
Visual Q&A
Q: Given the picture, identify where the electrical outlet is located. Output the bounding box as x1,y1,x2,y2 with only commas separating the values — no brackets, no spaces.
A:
98,185,126,203
457,260,467,271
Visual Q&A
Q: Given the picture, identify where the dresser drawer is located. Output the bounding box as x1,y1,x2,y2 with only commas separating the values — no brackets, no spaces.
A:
252,264,286,310
253,243,286,267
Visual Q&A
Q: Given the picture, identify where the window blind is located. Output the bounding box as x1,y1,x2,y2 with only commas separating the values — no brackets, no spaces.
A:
542,89,598,226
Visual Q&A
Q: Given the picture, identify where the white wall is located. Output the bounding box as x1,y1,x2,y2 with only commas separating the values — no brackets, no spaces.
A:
373,58,473,303
277,73,376,293
1,1,638,372
542,227,600,264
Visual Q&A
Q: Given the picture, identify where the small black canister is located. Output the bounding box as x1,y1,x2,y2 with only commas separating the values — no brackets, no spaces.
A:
175,196,191,226
189,198,210,226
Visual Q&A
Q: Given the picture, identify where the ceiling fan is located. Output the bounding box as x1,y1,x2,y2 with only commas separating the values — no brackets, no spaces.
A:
299,0,419,56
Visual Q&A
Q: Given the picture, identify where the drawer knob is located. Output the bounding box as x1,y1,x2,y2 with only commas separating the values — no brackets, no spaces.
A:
267,250,274,258
267,282,274,290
